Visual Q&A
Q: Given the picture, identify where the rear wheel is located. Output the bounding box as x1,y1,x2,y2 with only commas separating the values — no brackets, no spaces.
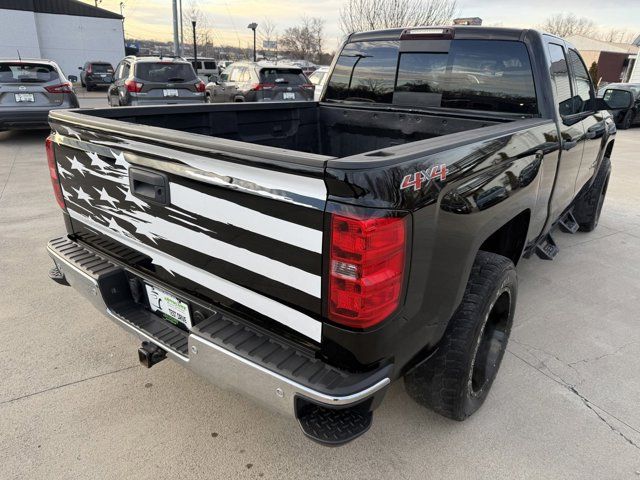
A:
404,251,516,421
573,157,611,232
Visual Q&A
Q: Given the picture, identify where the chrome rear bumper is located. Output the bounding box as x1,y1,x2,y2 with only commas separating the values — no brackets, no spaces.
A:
47,237,391,418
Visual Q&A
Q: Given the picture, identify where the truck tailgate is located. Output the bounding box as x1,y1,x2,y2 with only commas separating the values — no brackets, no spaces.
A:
49,121,328,343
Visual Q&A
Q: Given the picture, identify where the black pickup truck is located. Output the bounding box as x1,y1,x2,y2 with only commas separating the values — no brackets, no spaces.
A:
45,27,615,445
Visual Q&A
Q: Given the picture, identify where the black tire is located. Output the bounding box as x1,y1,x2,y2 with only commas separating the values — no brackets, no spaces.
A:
404,251,517,421
573,157,611,232
618,110,634,130
86,84,93,92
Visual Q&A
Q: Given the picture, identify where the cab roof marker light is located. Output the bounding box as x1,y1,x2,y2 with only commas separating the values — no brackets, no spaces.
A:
407,28,445,35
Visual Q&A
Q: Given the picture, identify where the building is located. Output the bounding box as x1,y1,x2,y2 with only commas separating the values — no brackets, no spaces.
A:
0,0,124,77
566,35,639,85
453,17,482,26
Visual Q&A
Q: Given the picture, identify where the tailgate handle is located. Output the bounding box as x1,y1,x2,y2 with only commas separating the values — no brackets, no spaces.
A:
129,167,169,205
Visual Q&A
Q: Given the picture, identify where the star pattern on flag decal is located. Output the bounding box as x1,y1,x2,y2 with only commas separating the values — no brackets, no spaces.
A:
72,186,93,204
87,152,112,172
93,187,120,208
67,156,88,176
117,186,149,211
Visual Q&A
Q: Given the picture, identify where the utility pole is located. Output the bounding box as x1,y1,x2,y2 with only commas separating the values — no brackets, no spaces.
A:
192,21,197,72
247,23,258,62
172,0,180,56
120,2,125,37
179,0,184,55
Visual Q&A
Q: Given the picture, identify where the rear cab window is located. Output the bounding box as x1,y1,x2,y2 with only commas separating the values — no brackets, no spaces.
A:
0,63,59,83
135,62,197,82
325,38,538,115
259,68,307,86
603,89,633,108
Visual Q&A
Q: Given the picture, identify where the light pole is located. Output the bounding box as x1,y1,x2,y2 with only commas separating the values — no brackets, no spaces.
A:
119,2,125,37
172,0,180,56
247,23,257,62
192,20,197,72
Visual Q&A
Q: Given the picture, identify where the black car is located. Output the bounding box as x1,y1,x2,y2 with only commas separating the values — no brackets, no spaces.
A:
79,61,115,91
107,56,206,106
598,83,640,129
205,62,314,103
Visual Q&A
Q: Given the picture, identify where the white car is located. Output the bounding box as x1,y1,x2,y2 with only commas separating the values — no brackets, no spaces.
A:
308,66,330,101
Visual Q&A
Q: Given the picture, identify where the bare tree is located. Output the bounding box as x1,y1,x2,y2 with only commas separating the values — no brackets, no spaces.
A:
258,18,278,59
183,0,215,57
598,28,637,44
541,13,596,38
280,16,325,61
339,0,458,35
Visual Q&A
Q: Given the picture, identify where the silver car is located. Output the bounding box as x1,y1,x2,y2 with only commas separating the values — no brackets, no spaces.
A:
0,59,79,130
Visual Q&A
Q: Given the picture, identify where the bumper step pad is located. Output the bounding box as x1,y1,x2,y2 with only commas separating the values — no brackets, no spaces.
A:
297,402,373,446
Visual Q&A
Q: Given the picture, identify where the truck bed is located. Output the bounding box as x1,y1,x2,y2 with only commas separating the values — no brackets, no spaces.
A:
67,101,506,159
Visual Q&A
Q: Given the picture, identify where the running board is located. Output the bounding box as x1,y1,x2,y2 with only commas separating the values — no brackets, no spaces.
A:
535,233,559,260
558,211,579,234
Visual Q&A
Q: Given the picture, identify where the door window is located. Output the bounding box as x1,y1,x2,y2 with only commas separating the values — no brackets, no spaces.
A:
547,43,573,117
121,63,130,80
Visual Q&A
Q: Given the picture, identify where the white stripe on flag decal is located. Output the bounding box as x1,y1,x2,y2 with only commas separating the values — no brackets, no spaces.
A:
100,204,321,297
170,183,323,253
67,209,323,342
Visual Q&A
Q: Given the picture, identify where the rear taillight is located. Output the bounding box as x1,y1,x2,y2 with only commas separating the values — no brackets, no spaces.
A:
44,82,73,94
87,65,93,74
195,80,206,92
328,213,408,328
125,79,143,93
252,82,275,91
45,135,66,211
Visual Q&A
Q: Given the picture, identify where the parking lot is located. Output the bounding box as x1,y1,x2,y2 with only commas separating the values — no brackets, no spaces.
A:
1,91,639,479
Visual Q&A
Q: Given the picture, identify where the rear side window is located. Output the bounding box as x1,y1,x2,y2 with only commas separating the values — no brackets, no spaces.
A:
325,39,537,114
203,61,217,69
135,62,197,82
0,63,59,83
396,40,537,114
567,49,594,113
548,43,574,116
325,41,399,103
260,68,307,85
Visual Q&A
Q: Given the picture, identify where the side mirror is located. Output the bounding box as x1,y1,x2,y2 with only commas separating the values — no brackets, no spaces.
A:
68,75,78,83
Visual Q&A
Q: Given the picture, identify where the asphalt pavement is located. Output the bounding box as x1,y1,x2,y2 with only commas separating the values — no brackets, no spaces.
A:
1,96,639,479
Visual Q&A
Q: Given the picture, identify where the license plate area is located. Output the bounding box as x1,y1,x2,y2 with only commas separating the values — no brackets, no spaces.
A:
145,283,192,329
15,93,35,102
283,92,295,100
163,88,179,97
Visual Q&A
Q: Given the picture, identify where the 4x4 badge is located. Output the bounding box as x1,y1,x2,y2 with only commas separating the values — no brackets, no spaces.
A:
400,164,448,191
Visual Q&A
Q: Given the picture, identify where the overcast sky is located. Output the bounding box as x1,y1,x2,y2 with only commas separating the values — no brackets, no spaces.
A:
86,0,640,49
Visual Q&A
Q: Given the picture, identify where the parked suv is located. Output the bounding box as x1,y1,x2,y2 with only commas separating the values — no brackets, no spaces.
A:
205,62,314,103
0,59,78,130
107,56,205,107
79,61,115,91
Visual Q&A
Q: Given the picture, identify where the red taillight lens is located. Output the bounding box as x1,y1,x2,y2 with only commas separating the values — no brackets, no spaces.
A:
302,83,314,90
44,82,73,94
252,82,275,91
125,79,143,93
195,80,206,92
87,65,93,74
328,214,407,328
45,135,66,211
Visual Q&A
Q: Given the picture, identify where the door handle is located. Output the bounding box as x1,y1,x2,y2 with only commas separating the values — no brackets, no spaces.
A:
129,167,170,204
585,129,597,139
562,140,578,151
